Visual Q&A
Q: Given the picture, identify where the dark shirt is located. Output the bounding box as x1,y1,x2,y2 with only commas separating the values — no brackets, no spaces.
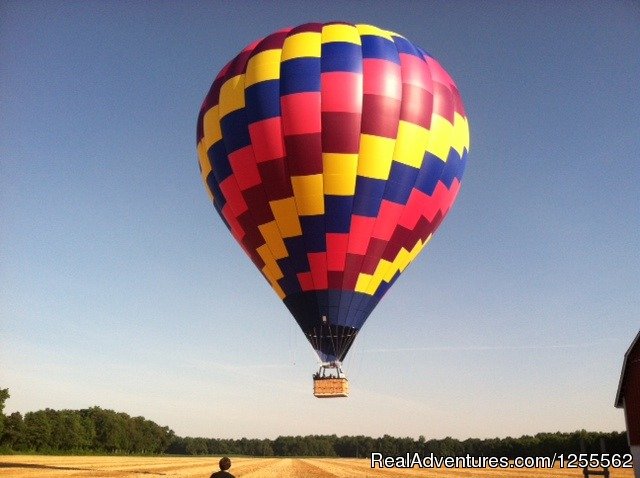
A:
210,471,234,478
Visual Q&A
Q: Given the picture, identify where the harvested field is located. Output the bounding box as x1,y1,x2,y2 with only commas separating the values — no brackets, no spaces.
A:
0,455,634,478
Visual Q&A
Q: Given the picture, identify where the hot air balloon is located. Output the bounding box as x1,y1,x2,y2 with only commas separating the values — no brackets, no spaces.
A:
196,22,469,397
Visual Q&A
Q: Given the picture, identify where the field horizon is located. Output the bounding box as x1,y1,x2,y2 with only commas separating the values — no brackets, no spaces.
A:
0,455,635,478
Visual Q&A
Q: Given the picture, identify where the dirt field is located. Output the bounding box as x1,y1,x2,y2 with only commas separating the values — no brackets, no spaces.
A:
0,455,635,478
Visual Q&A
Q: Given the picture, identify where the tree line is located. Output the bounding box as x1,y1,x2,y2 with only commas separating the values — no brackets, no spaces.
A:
164,431,630,458
0,387,630,457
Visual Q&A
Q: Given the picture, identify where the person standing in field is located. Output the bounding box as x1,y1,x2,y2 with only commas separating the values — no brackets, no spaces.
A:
210,456,235,478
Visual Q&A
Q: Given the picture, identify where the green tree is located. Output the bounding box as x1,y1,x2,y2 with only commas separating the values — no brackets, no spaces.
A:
89,407,129,452
166,436,188,454
80,414,97,451
24,410,53,451
56,411,88,451
377,434,397,456
185,437,208,455
0,387,9,438
259,439,274,456
1,411,24,449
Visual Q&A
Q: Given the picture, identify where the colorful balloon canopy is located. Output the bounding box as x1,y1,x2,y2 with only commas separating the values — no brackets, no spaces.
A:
197,22,469,364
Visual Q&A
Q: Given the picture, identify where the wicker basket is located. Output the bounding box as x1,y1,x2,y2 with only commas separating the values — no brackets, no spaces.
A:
313,377,349,398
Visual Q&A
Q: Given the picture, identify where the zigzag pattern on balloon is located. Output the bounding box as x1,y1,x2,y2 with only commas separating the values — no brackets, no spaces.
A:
197,22,469,362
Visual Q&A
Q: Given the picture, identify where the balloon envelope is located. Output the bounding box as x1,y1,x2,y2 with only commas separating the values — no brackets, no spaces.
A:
197,23,469,363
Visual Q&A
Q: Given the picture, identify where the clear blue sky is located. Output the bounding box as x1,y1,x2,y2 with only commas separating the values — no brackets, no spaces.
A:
1,1,638,440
